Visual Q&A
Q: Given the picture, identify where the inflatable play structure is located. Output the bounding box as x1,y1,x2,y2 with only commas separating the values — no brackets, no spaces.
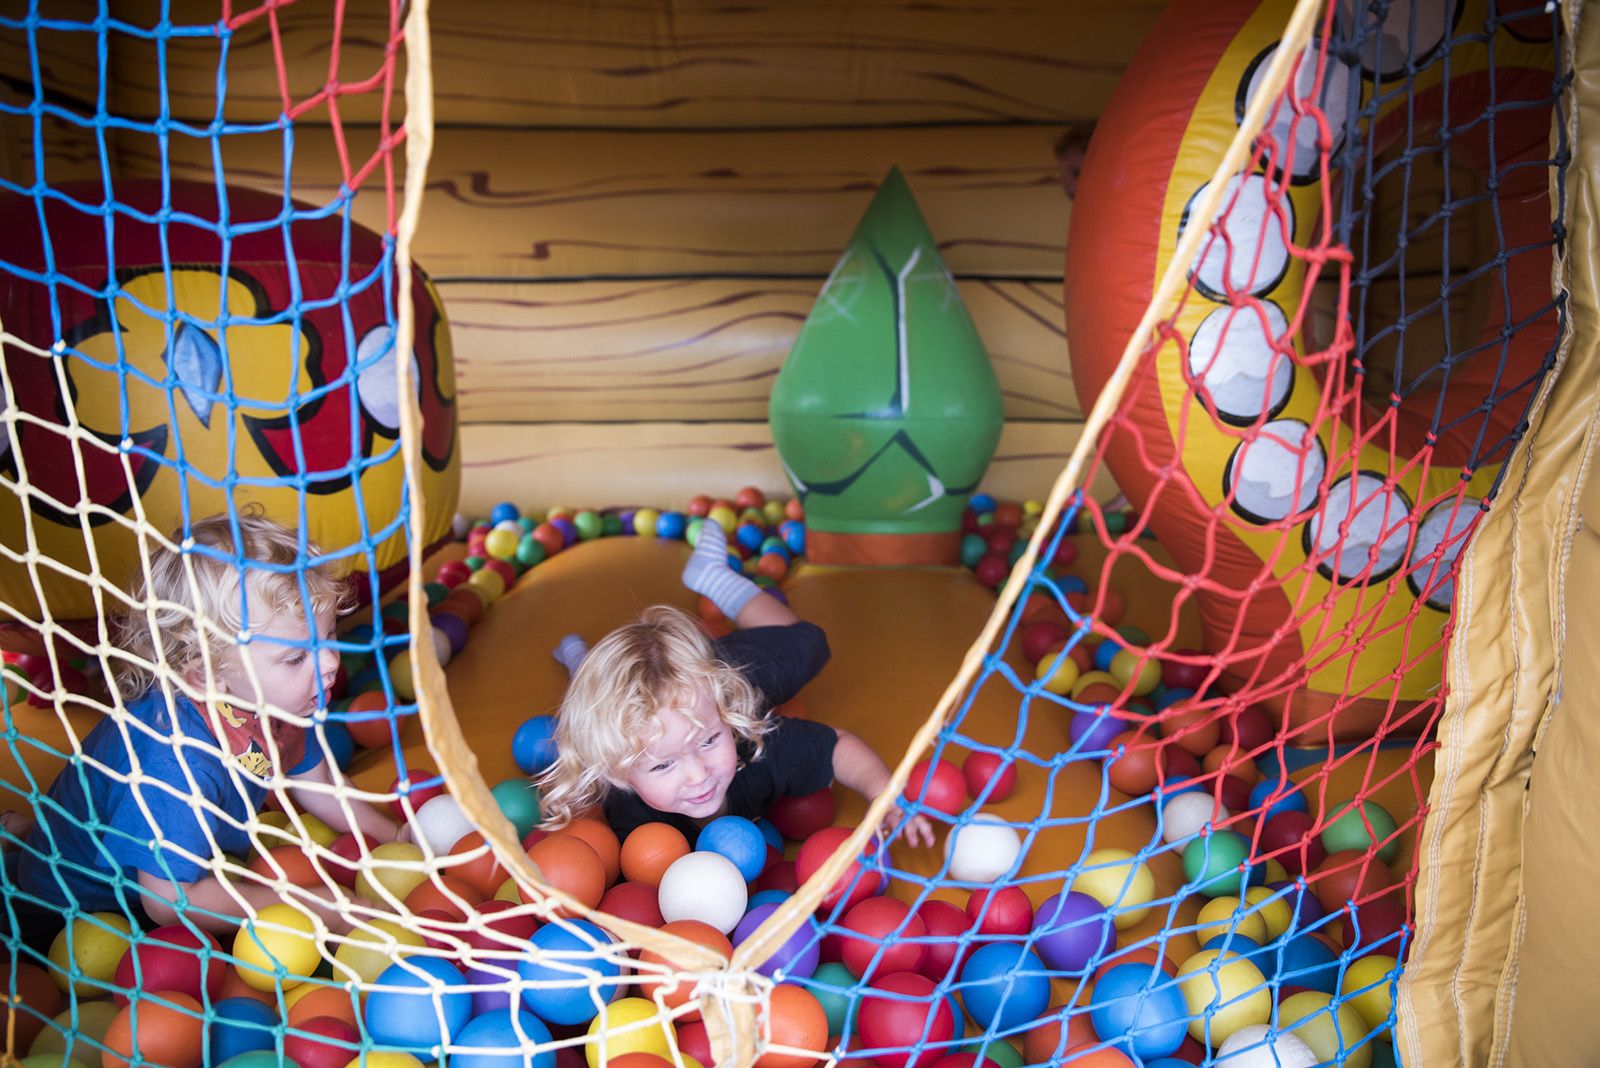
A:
0,1,1594,1066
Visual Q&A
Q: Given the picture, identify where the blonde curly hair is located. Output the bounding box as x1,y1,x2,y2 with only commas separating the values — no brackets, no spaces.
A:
112,506,352,700
538,605,774,827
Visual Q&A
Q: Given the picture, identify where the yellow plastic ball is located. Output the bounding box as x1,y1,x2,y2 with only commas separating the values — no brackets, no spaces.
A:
343,1056,425,1068
547,506,574,521
707,506,738,532
1194,896,1267,946
632,508,660,536
1242,885,1293,941
1034,653,1080,696
1262,858,1290,885
47,911,134,995
300,813,339,849
762,500,786,525
483,528,520,561
355,842,429,904
1023,499,1044,517
28,1001,120,1059
1340,954,1399,1031
233,902,321,991
388,650,417,702
1176,949,1272,1045
495,876,522,903
585,997,675,1067
257,811,294,837
331,917,427,985
1070,670,1121,699
739,507,766,526
466,566,506,603
1278,990,1372,1068
1109,648,1161,696
1071,848,1155,929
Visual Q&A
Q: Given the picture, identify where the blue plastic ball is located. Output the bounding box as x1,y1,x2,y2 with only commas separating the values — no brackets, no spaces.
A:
518,920,622,1026
970,493,997,514
513,715,560,775
366,957,473,1053
210,997,280,1063
697,816,768,882
735,523,766,553
490,502,521,526
1250,774,1310,820
755,817,783,851
656,511,688,539
748,889,792,910
451,1009,555,1068
959,943,1050,1032
1269,929,1341,994
760,536,789,559
780,520,806,555
1093,639,1122,672
1088,962,1188,1061
1057,574,1089,596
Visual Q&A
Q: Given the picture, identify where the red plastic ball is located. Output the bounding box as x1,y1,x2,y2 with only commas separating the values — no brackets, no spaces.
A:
482,557,518,587
1340,894,1408,957
1220,705,1275,751
389,768,446,819
599,881,665,929
913,899,973,983
839,896,927,980
904,758,966,816
1051,537,1079,570
1310,850,1400,915
858,972,956,1068
985,529,1017,556
531,522,566,558
962,752,1017,803
735,486,767,510
974,553,1011,590
463,899,542,954
755,859,800,896
326,832,366,888
1259,810,1326,875
965,886,1033,938
1218,774,1254,814
769,789,837,842
687,495,713,517
1159,648,1211,691
676,1020,714,1066
112,925,224,1006
1020,621,1068,664
436,559,471,588
795,826,884,913
285,1015,361,1068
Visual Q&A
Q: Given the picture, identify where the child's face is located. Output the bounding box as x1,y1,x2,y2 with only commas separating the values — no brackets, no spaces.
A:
626,689,738,819
202,590,340,718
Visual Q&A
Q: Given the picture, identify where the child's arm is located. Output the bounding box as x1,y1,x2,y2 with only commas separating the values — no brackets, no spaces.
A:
830,727,937,848
136,867,366,936
286,760,406,845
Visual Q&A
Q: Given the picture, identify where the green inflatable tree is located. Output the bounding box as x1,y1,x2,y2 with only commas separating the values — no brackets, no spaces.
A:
770,167,1004,564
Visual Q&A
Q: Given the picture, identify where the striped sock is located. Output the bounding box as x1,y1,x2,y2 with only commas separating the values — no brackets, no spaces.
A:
682,520,760,620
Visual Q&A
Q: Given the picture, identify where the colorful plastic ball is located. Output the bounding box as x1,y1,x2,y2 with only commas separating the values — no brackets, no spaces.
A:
1194,897,1268,945
659,851,749,933
910,899,972,982
960,943,1050,1032
525,835,608,912
1183,830,1263,898
1092,639,1121,672
333,917,428,986
518,920,622,1026
1072,849,1156,929
1161,791,1228,846
1035,650,1081,695
514,535,547,569
1309,851,1399,915
1069,707,1125,752
1175,949,1272,1045
285,1014,360,1068
748,889,792,911
491,778,542,838
1259,810,1325,875
697,815,769,882
483,528,520,561
946,814,1022,882
490,502,521,525
573,510,603,541
584,997,675,1067
974,552,1010,589
735,522,765,553
655,511,688,539
365,957,472,1053
859,972,956,1068
838,895,926,980
514,715,560,775
760,982,829,1068
1278,991,1372,1068
47,911,133,995
754,817,783,851
1249,775,1309,821
966,886,1033,938
805,961,861,1040
794,826,886,914
734,902,821,980
233,903,320,991
215,1053,290,1068
414,793,476,854
1342,893,1408,957
961,751,1016,803
390,768,446,818
768,789,836,841
104,991,205,1068
452,1010,555,1068
599,881,666,929
531,522,566,558
1032,891,1114,974
1320,800,1400,864
1088,962,1188,1060
209,997,281,1063
112,924,224,1005
637,919,734,1017
549,517,579,546
780,520,807,555
431,612,470,659
1339,954,1399,1031
1214,1025,1318,1067
620,823,691,887
904,757,967,816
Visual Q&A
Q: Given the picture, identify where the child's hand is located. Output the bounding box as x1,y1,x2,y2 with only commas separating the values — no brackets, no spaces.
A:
878,803,937,850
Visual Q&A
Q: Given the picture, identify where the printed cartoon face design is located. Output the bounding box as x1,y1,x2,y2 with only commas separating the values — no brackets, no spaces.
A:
0,254,458,626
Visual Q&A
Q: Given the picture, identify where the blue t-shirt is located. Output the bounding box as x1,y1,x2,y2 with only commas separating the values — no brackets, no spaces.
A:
15,689,322,914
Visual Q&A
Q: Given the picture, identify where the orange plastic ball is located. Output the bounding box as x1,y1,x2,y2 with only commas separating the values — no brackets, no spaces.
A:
288,984,362,1031
621,823,692,888
560,817,623,886
1063,1047,1137,1067
104,991,205,1068
248,844,324,887
1311,850,1400,914
525,834,607,912
440,588,486,625
1106,732,1164,796
343,690,395,749
404,874,484,921
1022,1009,1098,1065
735,486,767,510
757,984,828,1068
2,960,61,1053
1159,703,1222,757
448,831,509,898
756,554,788,581
532,522,566,558
784,499,804,521
637,919,734,1018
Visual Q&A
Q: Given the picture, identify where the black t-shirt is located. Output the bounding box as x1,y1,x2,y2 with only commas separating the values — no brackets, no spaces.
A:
602,622,835,841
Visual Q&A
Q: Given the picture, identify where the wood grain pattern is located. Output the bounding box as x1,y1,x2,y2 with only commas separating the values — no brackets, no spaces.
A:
442,277,1073,423
458,420,1107,516
101,0,1158,128
117,123,1073,279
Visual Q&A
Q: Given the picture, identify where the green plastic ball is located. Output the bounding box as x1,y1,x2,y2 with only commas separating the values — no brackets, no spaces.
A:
808,961,859,1039
960,533,988,567
1104,511,1129,535
574,510,603,541
1321,801,1399,864
686,516,705,547
602,514,623,536
517,515,537,533
491,778,541,838
1183,829,1261,897
964,1039,1024,1068
381,599,410,620
515,535,546,568
422,582,449,607
463,554,486,571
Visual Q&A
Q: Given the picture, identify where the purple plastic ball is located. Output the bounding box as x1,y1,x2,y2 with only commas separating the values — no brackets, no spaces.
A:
431,611,470,656
1033,891,1115,974
733,902,820,980
619,509,637,534
550,517,578,547
1268,880,1328,931
1070,708,1125,753
468,963,515,1015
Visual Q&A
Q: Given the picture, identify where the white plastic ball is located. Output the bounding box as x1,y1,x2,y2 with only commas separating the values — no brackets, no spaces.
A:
1216,1025,1318,1066
493,519,523,536
451,512,472,539
429,625,454,667
946,814,1023,882
412,793,475,855
658,851,748,933
1162,791,1230,845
